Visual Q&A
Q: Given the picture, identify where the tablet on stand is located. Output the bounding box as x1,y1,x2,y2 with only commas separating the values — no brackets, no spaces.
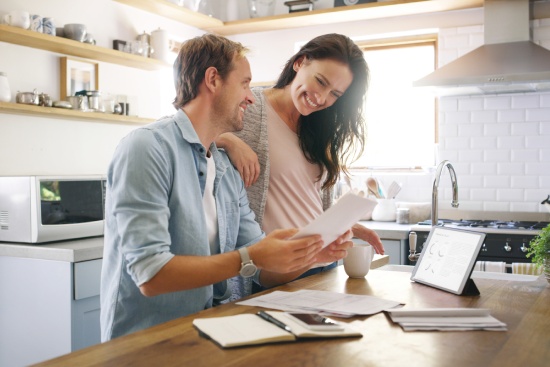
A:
410,227,486,296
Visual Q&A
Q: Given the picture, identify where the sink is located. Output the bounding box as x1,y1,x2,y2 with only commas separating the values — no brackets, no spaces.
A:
377,264,539,282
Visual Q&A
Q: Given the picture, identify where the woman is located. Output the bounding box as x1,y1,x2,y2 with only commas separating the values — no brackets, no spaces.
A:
218,33,384,288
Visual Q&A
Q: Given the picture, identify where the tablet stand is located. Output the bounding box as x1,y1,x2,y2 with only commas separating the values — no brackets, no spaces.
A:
460,278,480,296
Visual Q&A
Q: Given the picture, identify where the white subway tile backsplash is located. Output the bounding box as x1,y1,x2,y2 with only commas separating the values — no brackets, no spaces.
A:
540,122,550,134
484,175,511,188
541,94,550,107
483,201,511,212
526,163,549,175
470,188,497,201
510,202,540,212
484,123,510,136
525,189,550,202
496,189,524,201
458,124,483,136
511,95,540,109
444,136,472,150
511,149,540,162
439,123,458,138
540,176,550,191
497,109,525,123
526,108,550,121
497,163,525,175
511,176,539,189
457,174,483,188
541,149,550,161
471,110,497,123
525,135,548,149
484,149,511,162
471,162,498,175
438,97,458,112
470,137,497,149
511,122,539,135
458,149,483,163
444,111,471,124
484,96,512,110
497,136,525,149
458,98,484,111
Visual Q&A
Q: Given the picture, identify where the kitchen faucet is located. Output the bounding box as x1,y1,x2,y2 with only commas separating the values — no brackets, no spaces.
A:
431,160,459,226
409,160,459,262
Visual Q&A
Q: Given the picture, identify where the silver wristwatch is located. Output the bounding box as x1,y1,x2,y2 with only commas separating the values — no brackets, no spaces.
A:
238,247,257,278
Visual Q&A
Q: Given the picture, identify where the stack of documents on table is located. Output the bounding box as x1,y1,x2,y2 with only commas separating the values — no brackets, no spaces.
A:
237,289,402,317
387,308,507,331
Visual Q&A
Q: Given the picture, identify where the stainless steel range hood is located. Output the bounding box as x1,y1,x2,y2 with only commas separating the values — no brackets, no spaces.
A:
414,0,550,95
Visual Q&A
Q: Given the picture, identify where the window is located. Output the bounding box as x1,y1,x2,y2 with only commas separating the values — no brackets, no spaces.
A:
351,37,436,169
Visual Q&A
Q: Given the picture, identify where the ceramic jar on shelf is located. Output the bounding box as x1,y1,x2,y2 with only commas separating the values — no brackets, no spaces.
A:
0,72,12,102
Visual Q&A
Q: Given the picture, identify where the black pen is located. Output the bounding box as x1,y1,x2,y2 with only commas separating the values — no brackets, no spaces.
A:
257,310,292,333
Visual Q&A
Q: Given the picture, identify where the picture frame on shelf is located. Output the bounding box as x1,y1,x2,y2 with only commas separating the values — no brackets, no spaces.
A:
60,57,99,100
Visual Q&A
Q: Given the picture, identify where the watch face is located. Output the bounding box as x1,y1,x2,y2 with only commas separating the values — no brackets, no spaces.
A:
240,263,257,278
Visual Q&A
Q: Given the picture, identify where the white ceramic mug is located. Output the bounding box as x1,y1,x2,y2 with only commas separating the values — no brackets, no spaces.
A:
344,244,375,278
3,10,30,29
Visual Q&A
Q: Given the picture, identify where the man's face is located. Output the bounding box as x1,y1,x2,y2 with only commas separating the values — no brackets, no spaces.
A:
213,56,255,133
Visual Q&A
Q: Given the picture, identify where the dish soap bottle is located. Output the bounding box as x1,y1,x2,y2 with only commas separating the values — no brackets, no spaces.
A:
0,72,11,102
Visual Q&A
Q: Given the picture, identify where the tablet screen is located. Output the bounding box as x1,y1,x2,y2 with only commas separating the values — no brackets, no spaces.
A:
410,227,486,295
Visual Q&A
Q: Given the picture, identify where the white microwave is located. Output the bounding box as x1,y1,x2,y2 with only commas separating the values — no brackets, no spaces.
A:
0,176,106,243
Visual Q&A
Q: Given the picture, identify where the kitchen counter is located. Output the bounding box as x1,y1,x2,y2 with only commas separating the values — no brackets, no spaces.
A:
0,223,412,264
0,236,104,262
358,220,412,240
34,266,550,367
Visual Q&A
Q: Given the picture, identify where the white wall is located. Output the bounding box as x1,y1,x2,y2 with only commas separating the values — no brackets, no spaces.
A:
1,1,549,214
0,0,202,176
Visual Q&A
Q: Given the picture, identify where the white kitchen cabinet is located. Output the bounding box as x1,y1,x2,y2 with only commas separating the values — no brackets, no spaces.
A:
353,237,407,265
0,256,102,367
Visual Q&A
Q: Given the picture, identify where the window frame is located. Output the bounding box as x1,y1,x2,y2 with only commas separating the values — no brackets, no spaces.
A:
353,34,439,171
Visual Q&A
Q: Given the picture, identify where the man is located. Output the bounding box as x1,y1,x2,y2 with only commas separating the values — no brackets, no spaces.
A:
100,34,352,341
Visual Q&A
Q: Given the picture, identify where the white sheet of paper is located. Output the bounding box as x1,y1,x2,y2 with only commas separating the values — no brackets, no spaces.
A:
237,289,402,316
291,192,377,248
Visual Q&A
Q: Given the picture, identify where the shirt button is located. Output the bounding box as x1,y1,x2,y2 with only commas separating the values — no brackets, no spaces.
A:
199,147,204,153
199,172,204,176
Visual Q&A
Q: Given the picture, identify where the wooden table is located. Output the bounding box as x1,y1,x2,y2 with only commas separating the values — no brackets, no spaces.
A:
34,264,549,367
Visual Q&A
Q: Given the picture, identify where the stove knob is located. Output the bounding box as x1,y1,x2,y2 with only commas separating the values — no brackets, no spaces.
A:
520,241,528,253
504,241,512,252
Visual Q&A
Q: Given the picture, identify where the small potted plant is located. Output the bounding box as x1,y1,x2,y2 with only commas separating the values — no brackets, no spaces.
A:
526,223,550,283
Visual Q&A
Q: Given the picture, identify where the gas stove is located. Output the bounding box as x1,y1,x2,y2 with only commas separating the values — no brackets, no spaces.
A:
409,218,549,270
412,219,548,235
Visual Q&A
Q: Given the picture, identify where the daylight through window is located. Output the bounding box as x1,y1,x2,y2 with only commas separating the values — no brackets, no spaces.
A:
351,39,436,169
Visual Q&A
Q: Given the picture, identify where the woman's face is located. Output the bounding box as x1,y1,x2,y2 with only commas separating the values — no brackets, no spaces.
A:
290,57,353,116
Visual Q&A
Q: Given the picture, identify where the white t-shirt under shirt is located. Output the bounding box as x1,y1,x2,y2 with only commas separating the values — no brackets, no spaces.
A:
203,152,218,255
262,97,325,235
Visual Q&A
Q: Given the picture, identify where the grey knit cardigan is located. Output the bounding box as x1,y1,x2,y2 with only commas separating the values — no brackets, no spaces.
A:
233,88,333,229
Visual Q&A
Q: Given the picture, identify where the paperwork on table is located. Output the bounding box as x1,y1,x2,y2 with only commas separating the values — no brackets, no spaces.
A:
237,289,402,318
386,308,507,331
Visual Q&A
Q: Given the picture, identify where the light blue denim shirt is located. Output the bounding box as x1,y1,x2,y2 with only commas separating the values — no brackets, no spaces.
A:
100,109,264,341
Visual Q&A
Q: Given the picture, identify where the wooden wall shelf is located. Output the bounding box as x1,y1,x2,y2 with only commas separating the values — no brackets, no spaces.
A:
0,24,170,71
114,0,483,36
0,102,154,125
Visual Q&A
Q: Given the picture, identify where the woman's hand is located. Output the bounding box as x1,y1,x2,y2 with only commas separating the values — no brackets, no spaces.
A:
216,133,260,187
351,224,385,254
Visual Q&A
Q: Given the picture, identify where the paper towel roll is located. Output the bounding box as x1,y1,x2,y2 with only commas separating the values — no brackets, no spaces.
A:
151,28,171,64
